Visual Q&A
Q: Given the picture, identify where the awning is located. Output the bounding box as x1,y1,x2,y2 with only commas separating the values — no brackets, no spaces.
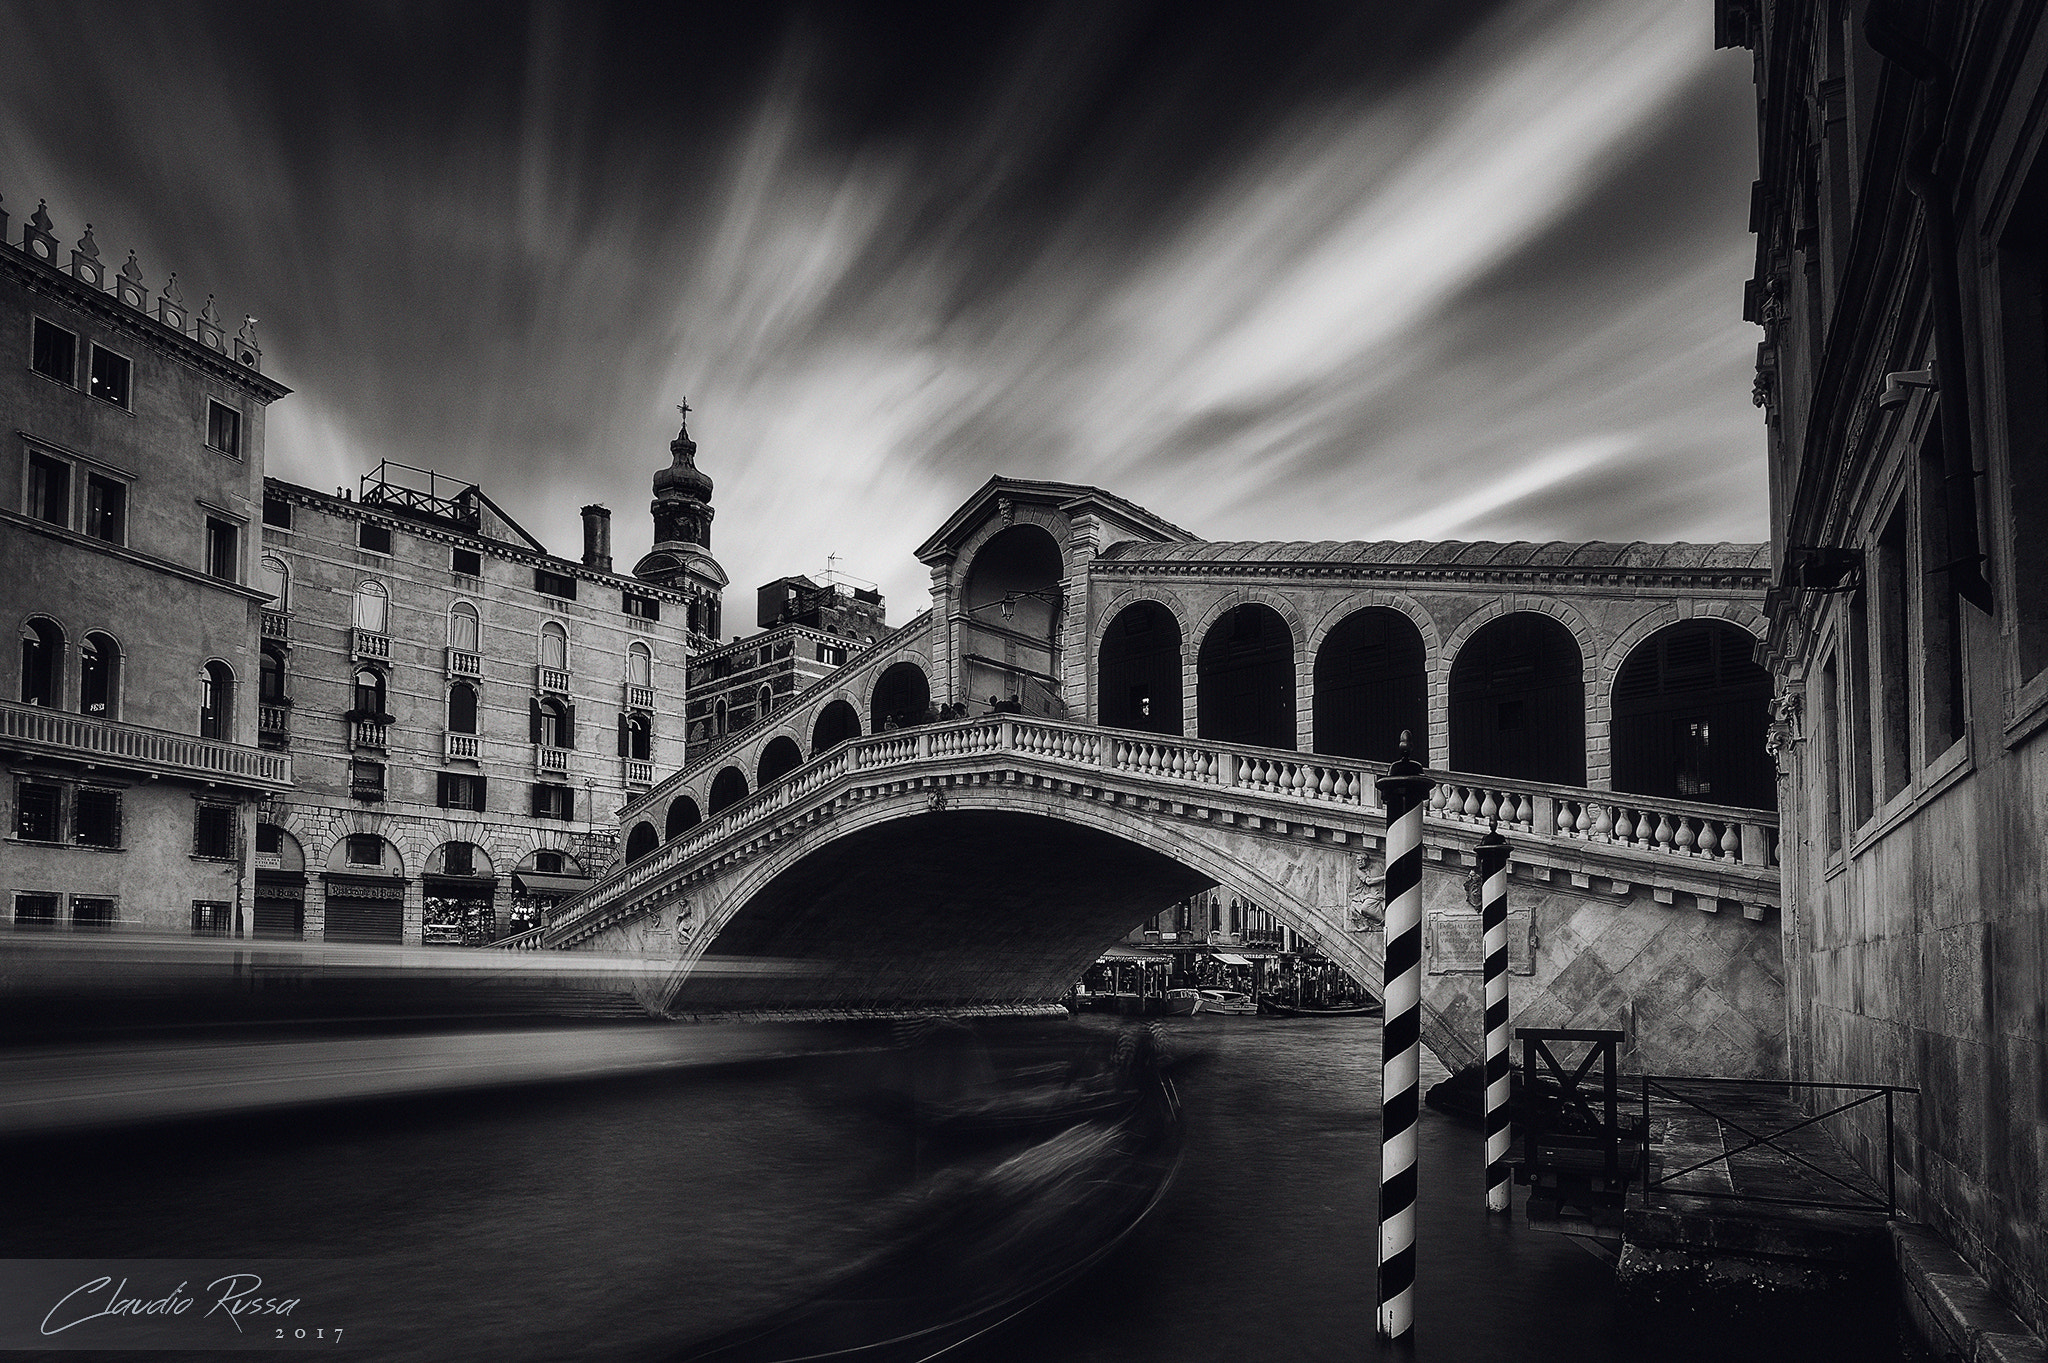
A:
511,871,591,896
1096,946,1176,961
1211,952,1253,966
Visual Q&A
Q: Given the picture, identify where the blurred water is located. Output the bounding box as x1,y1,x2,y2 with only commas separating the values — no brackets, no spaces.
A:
2,1017,1912,1361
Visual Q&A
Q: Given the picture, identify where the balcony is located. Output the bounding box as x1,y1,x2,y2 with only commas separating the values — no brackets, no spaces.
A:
536,745,569,777
625,683,655,711
447,648,482,679
260,610,289,640
624,758,654,788
0,698,290,789
258,704,291,750
353,629,391,661
446,731,480,762
536,665,571,696
351,720,389,750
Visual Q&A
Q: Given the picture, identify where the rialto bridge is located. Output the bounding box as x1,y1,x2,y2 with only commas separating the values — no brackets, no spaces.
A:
523,477,1789,1077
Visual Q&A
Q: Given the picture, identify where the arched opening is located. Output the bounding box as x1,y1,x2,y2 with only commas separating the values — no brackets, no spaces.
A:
259,555,289,612
1612,621,1775,809
870,661,930,731
666,796,702,839
423,841,496,945
1448,613,1586,786
1313,607,1428,763
1197,604,1296,749
708,766,750,814
535,697,570,748
19,617,62,707
812,699,861,754
1097,601,1182,734
619,711,652,760
351,667,388,720
448,602,480,652
199,660,234,739
253,823,305,940
960,524,1065,715
628,641,652,688
758,735,804,787
80,631,120,716
258,645,286,705
540,621,568,672
352,581,388,634
324,833,404,945
625,822,660,863
758,684,775,718
448,682,478,734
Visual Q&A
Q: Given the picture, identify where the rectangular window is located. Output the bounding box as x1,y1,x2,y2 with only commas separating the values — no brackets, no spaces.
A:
1846,590,1875,828
534,568,577,599
1918,428,1967,757
437,773,486,811
207,401,242,458
30,319,76,384
193,803,236,859
15,893,60,926
817,644,846,665
85,474,125,543
27,452,69,526
15,780,61,841
256,823,282,854
71,897,115,929
1874,503,1912,803
346,833,382,865
262,494,293,529
358,522,393,554
533,849,564,874
88,346,131,407
191,901,230,937
452,548,481,577
73,788,121,848
442,843,475,876
623,593,659,620
530,783,573,820
205,517,239,581
350,760,386,799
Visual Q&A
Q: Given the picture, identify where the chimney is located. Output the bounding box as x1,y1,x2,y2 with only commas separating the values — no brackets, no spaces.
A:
580,504,613,571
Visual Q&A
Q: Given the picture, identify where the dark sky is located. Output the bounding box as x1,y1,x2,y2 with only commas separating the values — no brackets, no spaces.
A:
0,0,1763,627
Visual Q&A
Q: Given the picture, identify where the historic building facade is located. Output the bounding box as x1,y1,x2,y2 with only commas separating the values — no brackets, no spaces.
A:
1729,0,2048,1336
2,192,291,934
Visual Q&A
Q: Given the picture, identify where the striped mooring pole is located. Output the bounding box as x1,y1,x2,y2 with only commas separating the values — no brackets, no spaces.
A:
1477,822,1512,1213
1375,733,1434,1344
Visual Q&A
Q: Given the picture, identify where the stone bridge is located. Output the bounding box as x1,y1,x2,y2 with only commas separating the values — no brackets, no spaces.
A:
550,715,1783,1076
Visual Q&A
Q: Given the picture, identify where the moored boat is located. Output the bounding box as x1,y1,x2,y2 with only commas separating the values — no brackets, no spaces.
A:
1162,988,1203,1016
1256,995,1382,1017
1195,989,1255,1015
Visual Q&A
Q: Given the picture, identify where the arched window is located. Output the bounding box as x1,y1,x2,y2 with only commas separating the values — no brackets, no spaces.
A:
870,662,930,732
540,621,568,672
1098,601,1182,734
665,797,701,839
758,684,774,717
259,555,289,612
1196,604,1296,749
536,697,569,748
1611,621,1775,809
352,581,388,634
812,699,861,754
625,822,659,863
714,698,727,736
1312,608,1428,763
80,631,120,716
757,735,803,787
448,602,479,652
200,660,234,739
1448,613,1585,786
353,667,386,719
259,645,286,704
19,618,62,707
620,712,651,760
628,641,652,688
448,682,479,734
707,765,749,814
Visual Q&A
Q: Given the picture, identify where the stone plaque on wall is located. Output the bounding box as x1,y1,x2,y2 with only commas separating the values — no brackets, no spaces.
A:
1426,909,1534,975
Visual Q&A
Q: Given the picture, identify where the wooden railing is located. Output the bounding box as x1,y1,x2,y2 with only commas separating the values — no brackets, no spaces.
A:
0,699,290,787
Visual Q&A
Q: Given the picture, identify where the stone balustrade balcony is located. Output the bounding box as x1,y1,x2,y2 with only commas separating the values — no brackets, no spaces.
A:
625,684,655,711
351,720,389,751
260,610,289,640
536,745,570,777
0,699,290,789
536,666,571,696
624,758,654,788
352,629,390,661
445,732,480,762
447,649,482,679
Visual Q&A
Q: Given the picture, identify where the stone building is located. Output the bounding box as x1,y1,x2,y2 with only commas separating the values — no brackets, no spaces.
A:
1728,0,2048,1336
255,457,696,944
2,192,290,933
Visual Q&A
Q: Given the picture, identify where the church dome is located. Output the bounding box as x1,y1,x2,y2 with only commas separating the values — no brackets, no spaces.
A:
654,416,714,502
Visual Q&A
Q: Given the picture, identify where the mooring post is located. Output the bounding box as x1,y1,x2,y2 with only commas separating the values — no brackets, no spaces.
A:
1477,820,1512,1213
1374,732,1434,1344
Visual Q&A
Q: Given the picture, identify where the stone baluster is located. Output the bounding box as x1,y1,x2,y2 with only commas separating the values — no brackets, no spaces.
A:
1592,803,1614,841
1674,816,1697,855
1653,813,1675,852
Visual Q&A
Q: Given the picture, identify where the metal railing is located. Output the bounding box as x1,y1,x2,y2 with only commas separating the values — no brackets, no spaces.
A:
0,699,290,787
1638,1076,1917,1217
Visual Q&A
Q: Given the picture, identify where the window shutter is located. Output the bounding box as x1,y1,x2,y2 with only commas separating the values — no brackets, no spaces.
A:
529,697,542,744
475,775,488,812
617,713,628,756
436,773,451,808
563,704,576,750
530,783,546,817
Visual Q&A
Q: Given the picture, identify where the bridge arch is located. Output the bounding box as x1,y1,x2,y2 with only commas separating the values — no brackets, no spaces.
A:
1097,598,1184,735
1195,601,1299,750
1609,618,1776,809
960,523,1067,714
665,796,701,840
870,661,931,731
1312,605,1429,763
1447,610,1588,786
757,734,805,788
707,766,750,815
811,697,861,754
624,821,659,863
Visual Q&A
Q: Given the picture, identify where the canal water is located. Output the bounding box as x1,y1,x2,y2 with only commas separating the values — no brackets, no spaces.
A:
4,1015,1914,1361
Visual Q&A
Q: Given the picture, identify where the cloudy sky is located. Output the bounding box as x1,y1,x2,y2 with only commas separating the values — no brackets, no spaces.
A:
0,0,1763,631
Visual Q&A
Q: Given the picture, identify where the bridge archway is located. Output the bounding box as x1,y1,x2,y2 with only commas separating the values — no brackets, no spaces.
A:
625,822,659,863
757,735,804,788
1611,620,1775,809
1313,606,1428,763
665,796,701,840
871,661,930,731
1197,603,1297,749
1449,612,1586,785
1097,600,1182,734
707,766,750,814
812,698,861,754
960,524,1065,714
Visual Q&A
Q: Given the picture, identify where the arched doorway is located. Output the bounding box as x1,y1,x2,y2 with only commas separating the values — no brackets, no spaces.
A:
708,765,750,814
1448,613,1585,786
812,699,860,754
1313,607,1428,763
870,662,930,731
625,822,659,862
666,796,702,839
960,524,1064,715
1098,601,1182,734
1611,621,1775,809
758,735,804,787
1197,604,1296,750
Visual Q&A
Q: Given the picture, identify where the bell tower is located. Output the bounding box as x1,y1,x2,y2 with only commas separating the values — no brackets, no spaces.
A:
634,402,728,646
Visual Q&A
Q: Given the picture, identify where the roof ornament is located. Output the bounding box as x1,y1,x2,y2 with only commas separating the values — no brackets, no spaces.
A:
162,271,184,305
76,223,99,259
28,199,53,234
238,314,260,347
121,249,144,283
198,293,220,324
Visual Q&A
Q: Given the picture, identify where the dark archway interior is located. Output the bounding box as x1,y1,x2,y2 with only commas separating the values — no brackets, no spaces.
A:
1448,613,1585,786
1098,601,1182,734
679,811,1213,1011
812,699,861,754
1611,621,1775,809
1313,607,1428,763
707,766,750,814
666,797,702,839
1196,604,1296,750
625,822,659,862
871,661,931,730
960,524,1065,715
757,735,804,787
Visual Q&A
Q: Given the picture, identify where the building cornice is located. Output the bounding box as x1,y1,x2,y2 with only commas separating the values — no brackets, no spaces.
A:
1086,558,1770,594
